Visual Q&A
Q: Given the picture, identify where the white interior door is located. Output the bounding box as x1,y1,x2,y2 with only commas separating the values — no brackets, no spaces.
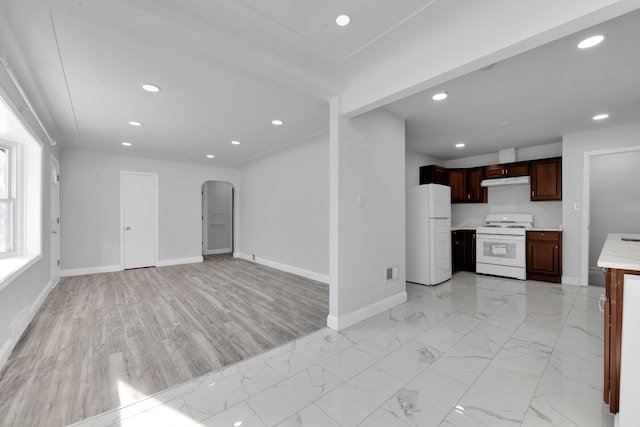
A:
50,156,60,281
122,172,157,269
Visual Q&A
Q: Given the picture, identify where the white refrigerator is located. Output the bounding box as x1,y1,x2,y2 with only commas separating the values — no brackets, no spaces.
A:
406,184,452,286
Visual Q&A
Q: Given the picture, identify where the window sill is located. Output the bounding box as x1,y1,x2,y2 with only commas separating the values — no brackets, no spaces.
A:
0,254,41,292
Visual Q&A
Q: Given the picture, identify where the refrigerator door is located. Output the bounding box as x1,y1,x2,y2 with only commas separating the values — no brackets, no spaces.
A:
429,218,452,285
406,186,430,285
428,184,451,219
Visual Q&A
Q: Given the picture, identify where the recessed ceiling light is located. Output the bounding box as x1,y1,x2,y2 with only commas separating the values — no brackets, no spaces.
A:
497,121,509,126
142,83,161,93
455,143,465,148
206,154,215,158
335,14,351,27
432,92,448,101
578,35,605,49
593,113,609,121
121,142,132,147
128,121,143,127
271,119,284,126
231,140,241,145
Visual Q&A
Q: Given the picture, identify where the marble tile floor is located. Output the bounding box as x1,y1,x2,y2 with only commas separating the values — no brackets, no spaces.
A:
72,272,614,427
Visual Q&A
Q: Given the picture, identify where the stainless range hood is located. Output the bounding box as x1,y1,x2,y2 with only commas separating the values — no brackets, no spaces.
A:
481,176,531,187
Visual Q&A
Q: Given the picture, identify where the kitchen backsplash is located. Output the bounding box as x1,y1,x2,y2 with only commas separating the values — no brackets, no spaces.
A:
452,184,562,227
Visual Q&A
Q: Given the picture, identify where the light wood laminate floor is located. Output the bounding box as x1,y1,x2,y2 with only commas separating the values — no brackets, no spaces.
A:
0,255,329,427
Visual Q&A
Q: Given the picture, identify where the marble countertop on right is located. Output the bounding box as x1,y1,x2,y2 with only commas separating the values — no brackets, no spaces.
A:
597,233,640,271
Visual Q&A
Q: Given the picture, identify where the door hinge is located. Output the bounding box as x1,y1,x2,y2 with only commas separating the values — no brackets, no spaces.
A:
57,260,60,266
57,217,60,224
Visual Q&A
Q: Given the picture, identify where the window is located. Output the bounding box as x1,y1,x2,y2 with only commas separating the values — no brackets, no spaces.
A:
0,144,14,253
0,89,42,288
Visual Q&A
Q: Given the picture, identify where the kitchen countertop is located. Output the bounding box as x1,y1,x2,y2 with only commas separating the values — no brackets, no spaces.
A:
451,224,479,231
529,226,563,232
451,225,562,232
597,233,640,271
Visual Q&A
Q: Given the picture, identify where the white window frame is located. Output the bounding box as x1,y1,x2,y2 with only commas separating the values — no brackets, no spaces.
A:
0,140,17,257
0,91,42,291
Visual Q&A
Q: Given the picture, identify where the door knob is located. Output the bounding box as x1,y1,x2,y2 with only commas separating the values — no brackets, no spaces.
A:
126,226,131,231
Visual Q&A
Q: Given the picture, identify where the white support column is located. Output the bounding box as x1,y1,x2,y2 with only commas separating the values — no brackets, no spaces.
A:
327,98,408,331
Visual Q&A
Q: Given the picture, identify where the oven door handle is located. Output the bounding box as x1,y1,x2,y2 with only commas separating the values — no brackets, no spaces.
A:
476,234,525,240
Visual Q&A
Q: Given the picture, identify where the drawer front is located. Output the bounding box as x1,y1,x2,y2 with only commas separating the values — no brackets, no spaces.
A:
527,231,560,242
507,162,529,177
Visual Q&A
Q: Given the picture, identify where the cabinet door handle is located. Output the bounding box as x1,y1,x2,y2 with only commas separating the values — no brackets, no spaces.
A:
599,294,607,314
532,190,535,197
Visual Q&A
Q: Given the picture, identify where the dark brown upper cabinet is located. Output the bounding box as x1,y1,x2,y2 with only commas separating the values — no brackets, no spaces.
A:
483,161,529,179
449,167,487,203
419,165,449,185
530,157,562,201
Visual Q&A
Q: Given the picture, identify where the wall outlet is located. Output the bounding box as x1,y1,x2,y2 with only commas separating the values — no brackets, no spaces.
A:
386,266,399,281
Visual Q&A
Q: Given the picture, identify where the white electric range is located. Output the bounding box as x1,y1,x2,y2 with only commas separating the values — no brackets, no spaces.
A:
476,213,533,280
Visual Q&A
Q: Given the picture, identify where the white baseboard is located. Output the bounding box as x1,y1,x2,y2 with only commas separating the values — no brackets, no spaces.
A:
60,264,122,277
61,258,204,276
204,248,232,255
156,257,203,267
326,291,408,331
0,339,11,371
589,267,606,286
30,277,56,315
234,252,329,284
1,277,58,371
561,276,583,286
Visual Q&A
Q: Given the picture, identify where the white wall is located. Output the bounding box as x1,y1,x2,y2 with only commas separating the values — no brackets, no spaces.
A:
452,186,563,228
444,142,562,169
589,152,640,285
329,105,406,329
0,53,60,368
446,142,563,227
405,151,443,187
59,148,240,274
204,181,233,254
238,133,329,280
563,122,640,285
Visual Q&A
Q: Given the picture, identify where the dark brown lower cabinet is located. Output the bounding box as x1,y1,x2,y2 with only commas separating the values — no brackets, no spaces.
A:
526,231,562,283
603,267,640,413
452,230,475,272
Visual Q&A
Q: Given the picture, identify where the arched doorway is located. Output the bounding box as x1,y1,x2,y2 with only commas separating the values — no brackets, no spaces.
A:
202,181,234,256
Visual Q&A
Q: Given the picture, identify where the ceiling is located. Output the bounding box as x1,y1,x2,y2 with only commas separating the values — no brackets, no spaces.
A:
0,1,638,165
385,8,640,160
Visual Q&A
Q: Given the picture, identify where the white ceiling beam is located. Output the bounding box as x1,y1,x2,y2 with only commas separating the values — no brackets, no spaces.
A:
338,0,640,117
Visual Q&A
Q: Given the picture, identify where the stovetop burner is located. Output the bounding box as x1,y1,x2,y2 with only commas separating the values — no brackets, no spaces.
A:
477,213,533,235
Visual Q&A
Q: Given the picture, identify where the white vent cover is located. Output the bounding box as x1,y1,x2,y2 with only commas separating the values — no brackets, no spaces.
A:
499,148,516,163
